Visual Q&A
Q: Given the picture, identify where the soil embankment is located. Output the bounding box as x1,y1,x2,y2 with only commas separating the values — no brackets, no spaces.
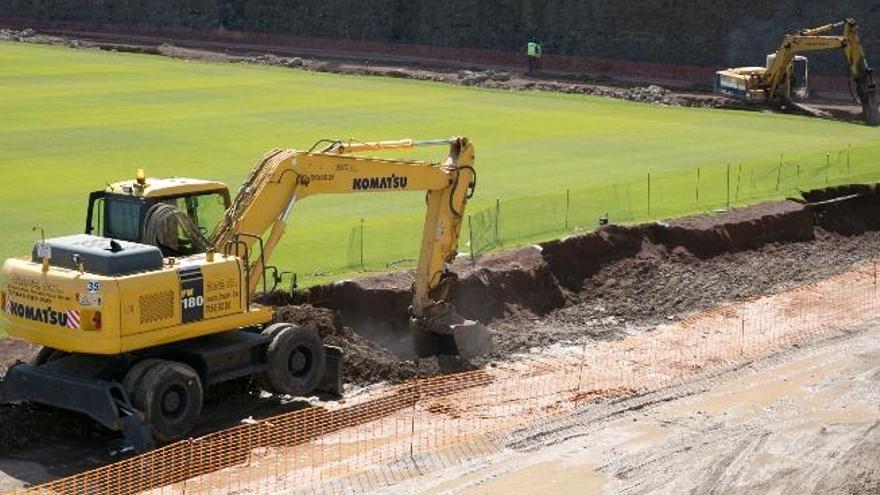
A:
265,186,880,384
1,185,880,488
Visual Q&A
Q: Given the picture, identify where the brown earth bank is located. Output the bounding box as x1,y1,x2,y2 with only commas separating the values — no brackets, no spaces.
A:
0,27,869,124
1,185,879,487
264,184,880,381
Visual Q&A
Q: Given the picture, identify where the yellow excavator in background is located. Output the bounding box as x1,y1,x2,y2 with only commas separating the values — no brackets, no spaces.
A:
715,18,879,125
0,137,491,449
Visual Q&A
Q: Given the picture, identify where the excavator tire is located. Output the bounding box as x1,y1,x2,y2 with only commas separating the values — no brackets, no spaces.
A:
122,358,163,398
30,347,68,366
260,325,326,397
130,360,203,442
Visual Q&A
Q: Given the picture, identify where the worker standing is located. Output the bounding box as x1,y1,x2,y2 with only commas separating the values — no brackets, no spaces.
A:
526,38,542,74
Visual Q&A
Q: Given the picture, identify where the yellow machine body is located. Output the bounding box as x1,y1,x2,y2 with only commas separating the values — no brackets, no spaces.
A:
1,253,271,355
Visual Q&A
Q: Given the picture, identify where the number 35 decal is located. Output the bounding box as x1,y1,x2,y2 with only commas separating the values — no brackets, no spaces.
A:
86,281,101,293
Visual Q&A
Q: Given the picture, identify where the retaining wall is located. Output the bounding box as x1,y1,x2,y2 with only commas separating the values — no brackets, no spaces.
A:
2,1,880,78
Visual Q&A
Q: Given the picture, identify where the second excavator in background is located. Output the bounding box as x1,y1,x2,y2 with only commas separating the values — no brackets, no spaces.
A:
715,18,879,126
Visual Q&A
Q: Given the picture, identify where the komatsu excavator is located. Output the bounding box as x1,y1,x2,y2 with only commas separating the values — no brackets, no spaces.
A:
715,18,880,125
0,137,491,449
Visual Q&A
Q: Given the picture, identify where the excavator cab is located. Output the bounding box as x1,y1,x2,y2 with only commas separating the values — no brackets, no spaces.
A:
85,175,231,257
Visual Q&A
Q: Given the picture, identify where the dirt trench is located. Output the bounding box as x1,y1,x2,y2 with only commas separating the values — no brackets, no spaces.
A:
263,185,880,384
0,185,879,485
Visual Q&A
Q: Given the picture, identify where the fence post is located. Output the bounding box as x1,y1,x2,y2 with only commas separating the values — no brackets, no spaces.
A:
494,198,501,246
776,154,783,191
796,164,801,190
847,144,851,179
359,218,365,271
575,339,588,402
409,365,420,460
467,214,474,262
696,167,700,207
726,163,731,210
826,152,830,185
564,189,570,231
735,163,742,202
647,172,652,217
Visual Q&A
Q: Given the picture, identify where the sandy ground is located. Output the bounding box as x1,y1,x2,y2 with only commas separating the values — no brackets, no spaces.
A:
384,324,880,494
144,262,877,495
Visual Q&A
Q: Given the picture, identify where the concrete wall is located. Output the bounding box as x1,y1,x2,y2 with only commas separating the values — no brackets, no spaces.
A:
3,0,880,74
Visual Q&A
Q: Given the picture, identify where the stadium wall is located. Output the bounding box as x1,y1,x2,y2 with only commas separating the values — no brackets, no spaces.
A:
2,1,879,76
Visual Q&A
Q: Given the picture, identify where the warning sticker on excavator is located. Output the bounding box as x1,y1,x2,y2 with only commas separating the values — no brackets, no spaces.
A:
78,293,102,307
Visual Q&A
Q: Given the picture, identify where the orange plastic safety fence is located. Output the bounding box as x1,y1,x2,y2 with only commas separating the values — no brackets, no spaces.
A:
5,262,880,495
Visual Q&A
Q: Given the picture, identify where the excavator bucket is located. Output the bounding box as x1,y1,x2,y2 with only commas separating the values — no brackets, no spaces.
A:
412,303,493,360
446,320,494,360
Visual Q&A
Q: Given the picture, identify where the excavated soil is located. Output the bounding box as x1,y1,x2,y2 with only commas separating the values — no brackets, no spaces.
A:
1,186,880,484
260,186,880,385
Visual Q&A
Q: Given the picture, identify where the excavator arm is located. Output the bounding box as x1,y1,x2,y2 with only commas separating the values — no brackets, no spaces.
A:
212,137,492,358
763,19,878,125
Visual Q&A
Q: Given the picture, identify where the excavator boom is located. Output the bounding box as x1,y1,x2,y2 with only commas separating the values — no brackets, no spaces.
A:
213,137,492,358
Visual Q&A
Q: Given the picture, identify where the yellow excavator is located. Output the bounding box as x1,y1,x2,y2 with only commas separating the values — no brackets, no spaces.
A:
715,18,879,125
0,137,491,449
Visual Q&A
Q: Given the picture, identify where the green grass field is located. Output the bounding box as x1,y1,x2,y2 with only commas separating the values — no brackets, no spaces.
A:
2,41,879,285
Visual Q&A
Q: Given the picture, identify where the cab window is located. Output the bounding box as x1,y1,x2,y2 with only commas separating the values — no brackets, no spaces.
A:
144,192,228,256
104,196,142,242
172,193,227,238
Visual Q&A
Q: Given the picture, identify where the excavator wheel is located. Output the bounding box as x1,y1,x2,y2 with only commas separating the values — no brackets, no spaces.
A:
129,360,203,442
30,347,68,366
260,324,326,397
122,358,163,398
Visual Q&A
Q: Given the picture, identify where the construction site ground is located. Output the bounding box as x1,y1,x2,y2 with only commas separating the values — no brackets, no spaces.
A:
1,27,879,493
0,26,868,123
384,324,880,494
1,189,880,492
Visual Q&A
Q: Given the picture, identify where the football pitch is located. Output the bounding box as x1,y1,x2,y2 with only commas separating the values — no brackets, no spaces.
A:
1,41,878,285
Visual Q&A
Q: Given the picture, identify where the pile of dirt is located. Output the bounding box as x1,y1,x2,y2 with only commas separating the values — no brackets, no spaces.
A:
272,304,419,385
0,27,35,41
264,188,880,375
619,84,675,104
0,403,96,457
